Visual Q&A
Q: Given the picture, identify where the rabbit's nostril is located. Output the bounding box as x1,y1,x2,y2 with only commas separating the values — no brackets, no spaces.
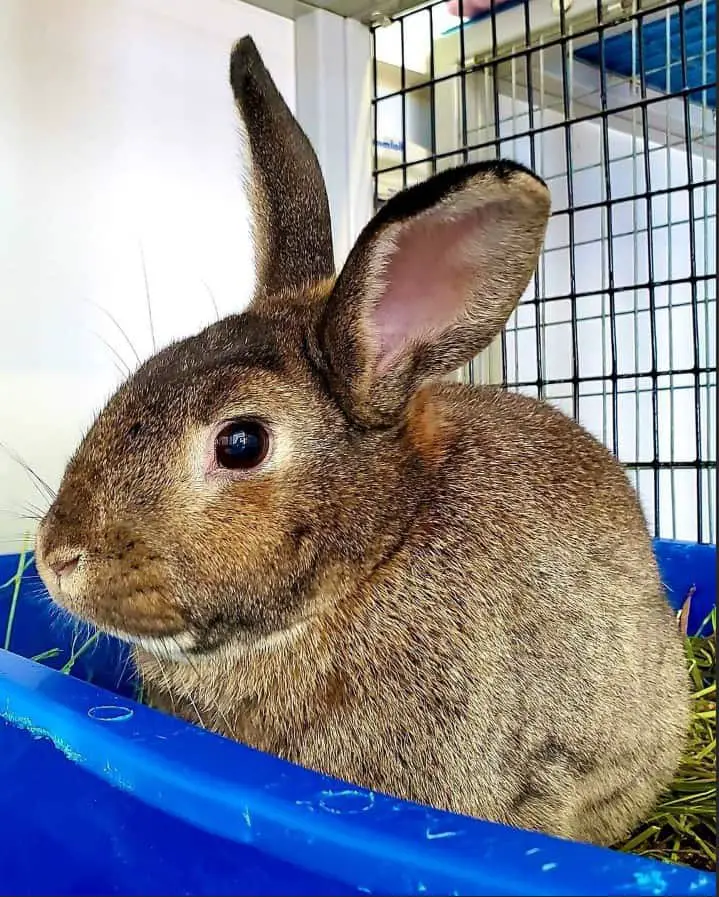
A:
49,553,81,580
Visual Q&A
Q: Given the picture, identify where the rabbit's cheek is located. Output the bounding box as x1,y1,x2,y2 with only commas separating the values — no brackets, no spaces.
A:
84,577,186,637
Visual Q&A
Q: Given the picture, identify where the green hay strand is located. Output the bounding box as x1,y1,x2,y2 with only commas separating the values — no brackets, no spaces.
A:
615,608,716,871
3,536,31,651
61,629,101,674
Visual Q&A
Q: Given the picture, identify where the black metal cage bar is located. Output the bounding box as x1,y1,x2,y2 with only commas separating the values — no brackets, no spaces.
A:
371,0,716,543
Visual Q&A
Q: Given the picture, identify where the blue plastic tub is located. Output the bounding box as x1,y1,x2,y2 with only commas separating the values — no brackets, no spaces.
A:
0,539,715,896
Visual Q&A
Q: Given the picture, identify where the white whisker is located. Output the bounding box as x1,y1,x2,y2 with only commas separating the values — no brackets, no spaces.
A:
139,241,156,353
0,441,57,503
81,297,142,365
201,279,221,322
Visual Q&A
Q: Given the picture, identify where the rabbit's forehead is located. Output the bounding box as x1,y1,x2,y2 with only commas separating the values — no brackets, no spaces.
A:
87,310,320,448
142,313,285,384
125,315,286,413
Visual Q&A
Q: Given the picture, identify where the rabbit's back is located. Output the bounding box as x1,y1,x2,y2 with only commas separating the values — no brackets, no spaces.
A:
354,381,690,844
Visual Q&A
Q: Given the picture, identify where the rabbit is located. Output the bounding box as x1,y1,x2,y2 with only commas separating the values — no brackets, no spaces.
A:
35,35,690,849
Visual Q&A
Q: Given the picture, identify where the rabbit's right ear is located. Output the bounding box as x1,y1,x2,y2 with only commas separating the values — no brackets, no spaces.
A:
317,160,551,428
230,37,335,297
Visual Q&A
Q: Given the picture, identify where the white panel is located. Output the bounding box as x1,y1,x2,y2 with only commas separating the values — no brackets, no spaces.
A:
0,0,296,552
295,9,373,265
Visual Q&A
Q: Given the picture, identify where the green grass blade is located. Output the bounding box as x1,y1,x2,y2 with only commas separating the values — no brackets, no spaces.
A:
3,536,31,651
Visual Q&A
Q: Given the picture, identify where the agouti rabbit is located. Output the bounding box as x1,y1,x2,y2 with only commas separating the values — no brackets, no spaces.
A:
36,35,689,848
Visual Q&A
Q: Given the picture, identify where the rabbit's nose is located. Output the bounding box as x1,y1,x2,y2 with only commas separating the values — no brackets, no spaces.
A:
48,551,82,581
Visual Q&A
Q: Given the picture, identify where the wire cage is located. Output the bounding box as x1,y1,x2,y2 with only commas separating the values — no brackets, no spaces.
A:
370,0,716,545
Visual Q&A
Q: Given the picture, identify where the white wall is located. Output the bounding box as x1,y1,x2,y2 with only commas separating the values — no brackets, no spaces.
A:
0,0,295,552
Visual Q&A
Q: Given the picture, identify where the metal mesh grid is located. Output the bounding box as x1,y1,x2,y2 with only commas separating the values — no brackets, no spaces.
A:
371,0,716,544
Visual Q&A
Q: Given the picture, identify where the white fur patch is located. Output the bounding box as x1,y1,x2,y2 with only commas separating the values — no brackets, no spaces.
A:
113,630,196,661
249,619,309,653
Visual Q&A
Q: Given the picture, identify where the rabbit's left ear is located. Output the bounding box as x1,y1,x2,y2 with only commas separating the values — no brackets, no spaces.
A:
316,160,551,427
230,36,335,298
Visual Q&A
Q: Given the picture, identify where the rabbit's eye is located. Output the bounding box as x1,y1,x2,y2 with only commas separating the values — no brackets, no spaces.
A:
214,421,270,471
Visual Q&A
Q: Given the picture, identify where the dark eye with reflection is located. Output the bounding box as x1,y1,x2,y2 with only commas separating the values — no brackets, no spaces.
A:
214,421,270,471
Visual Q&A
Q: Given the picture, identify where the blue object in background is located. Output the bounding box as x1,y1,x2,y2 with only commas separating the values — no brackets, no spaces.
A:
442,0,716,110
653,538,716,635
0,540,715,897
575,0,716,110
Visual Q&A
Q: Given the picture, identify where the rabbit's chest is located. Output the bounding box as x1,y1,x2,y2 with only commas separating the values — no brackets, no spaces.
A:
139,658,323,759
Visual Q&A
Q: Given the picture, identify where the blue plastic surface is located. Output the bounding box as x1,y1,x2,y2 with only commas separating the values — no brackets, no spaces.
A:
575,0,716,109
442,0,716,110
0,540,715,897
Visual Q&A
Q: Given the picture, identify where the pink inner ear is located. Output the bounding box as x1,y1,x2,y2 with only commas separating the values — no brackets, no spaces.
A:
371,209,486,370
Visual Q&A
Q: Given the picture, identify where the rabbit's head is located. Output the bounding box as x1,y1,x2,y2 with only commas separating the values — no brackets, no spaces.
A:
36,37,550,660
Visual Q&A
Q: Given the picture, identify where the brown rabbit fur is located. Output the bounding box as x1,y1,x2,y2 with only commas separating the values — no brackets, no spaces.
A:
36,35,689,848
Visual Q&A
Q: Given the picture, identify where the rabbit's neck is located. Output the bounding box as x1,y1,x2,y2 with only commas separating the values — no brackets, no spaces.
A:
136,561,366,754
